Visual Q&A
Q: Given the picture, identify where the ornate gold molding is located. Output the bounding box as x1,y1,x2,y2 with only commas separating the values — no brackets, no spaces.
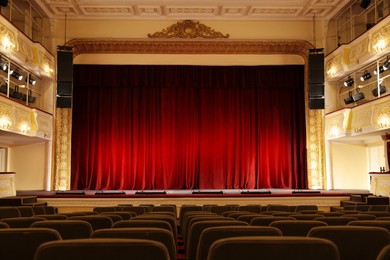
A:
68,38,312,57
147,20,229,39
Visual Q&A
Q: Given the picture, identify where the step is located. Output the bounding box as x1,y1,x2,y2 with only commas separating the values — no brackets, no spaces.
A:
340,200,366,207
0,196,37,206
366,196,389,205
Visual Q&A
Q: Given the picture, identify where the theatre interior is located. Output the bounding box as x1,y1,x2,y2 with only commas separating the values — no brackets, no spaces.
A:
1,0,390,259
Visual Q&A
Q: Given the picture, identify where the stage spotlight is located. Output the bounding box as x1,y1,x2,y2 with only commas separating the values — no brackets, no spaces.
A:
27,76,36,85
9,69,23,80
344,92,354,105
383,57,390,70
0,59,7,72
372,84,387,97
352,88,365,102
344,76,354,87
374,65,385,75
360,70,371,81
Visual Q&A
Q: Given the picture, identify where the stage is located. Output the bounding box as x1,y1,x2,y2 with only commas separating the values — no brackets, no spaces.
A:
16,189,371,213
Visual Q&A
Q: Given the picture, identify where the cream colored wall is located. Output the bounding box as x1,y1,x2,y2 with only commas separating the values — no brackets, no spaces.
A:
331,142,369,190
9,142,47,190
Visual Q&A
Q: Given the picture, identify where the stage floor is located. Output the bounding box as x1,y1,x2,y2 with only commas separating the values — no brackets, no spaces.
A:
17,189,371,213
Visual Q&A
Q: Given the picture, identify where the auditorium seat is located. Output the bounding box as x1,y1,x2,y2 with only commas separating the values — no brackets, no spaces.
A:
68,215,113,231
295,205,319,212
0,228,61,260
369,205,389,211
223,211,252,219
0,207,20,219
99,211,133,220
320,212,345,217
348,220,390,232
18,206,34,217
207,236,340,260
236,214,264,224
1,216,46,228
290,213,325,220
32,206,47,215
186,220,248,260
152,205,177,218
133,214,177,243
308,225,390,260
120,206,146,215
112,219,173,234
91,227,176,260
266,204,290,212
179,206,203,233
97,213,122,223
197,226,282,260
314,216,358,225
344,213,376,220
208,206,236,215
363,211,390,218
33,238,170,260
34,214,68,220
269,220,327,236
0,222,9,228
250,216,295,226
92,206,117,213
182,211,215,236
31,220,93,239
272,212,297,217
377,244,390,260
184,216,233,244
238,205,262,214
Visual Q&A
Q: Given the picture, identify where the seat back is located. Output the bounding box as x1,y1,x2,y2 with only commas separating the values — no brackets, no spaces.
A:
377,244,390,260
112,219,173,233
134,214,177,243
236,214,263,223
237,205,262,214
208,206,236,215
0,228,61,260
270,220,327,236
68,215,113,231
119,206,146,215
250,216,295,226
179,206,203,230
290,214,325,220
314,217,358,226
31,220,93,239
344,213,376,220
1,217,46,228
18,206,34,217
99,212,133,220
92,206,117,213
208,236,339,260
91,227,176,260
308,225,390,260
0,207,20,219
33,238,169,260
348,220,390,232
197,226,281,260
186,220,247,260
34,215,68,220
185,216,233,245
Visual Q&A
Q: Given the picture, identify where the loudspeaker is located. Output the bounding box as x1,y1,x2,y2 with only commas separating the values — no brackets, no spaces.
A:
57,47,73,108
56,96,72,108
309,53,324,84
360,0,371,9
57,50,73,82
0,0,8,7
309,98,325,109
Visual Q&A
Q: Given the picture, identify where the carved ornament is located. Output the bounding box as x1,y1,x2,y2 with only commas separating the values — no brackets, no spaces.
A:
147,20,229,39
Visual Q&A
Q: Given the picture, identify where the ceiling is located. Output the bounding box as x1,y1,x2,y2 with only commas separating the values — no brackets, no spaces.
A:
32,0,352,20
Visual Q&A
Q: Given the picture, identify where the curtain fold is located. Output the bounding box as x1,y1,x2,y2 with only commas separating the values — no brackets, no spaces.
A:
71,65,307,190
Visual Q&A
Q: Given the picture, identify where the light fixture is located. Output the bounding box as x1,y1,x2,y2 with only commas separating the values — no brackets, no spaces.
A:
352,88,365,102
360,70,371,81
372,84,387,97
383,57,390,70
0,58,7,72
9,69,23,80
344,76,354,87
374,65,385,75
344,91,354,104
27,76,36,85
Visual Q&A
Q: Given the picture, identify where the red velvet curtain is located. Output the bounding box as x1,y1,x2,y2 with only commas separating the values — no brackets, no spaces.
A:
71,65,307,190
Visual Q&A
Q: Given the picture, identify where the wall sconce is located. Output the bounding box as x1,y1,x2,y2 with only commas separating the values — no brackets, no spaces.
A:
374,65,385,75
352,88,365,102
1,35,15,50
378,115,390,129
374,39,386,52
0,116,11,130
9,69,23,80
344,76,354,87
372,84,387,97
0,58,7,72
360,70,372,81
19,122,30,134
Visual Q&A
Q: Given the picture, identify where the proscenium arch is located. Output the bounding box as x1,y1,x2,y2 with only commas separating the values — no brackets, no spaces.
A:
54,39,324,190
